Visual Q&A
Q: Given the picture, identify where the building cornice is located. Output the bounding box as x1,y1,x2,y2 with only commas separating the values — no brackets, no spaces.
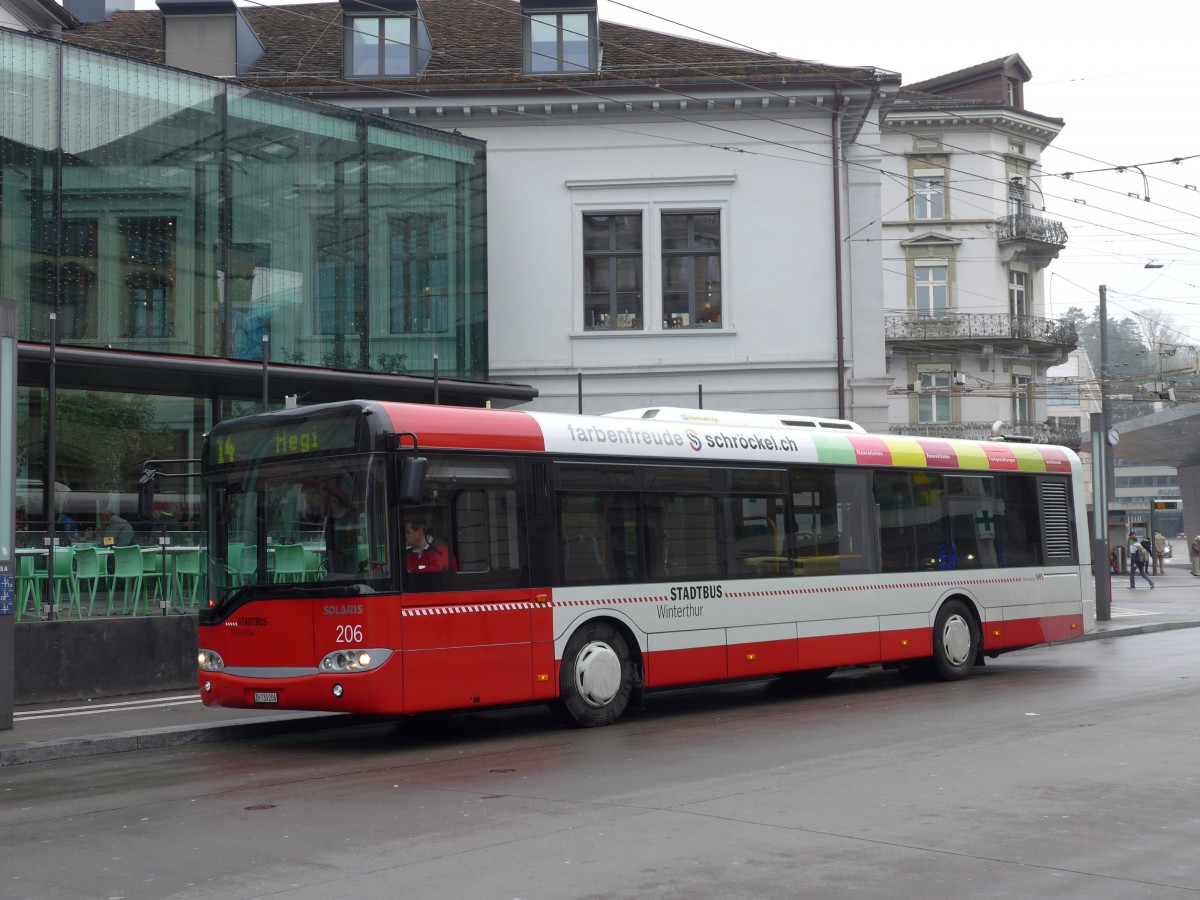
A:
884,107,1062,144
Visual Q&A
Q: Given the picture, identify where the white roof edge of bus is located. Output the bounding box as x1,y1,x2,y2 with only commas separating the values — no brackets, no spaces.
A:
605,407,867,433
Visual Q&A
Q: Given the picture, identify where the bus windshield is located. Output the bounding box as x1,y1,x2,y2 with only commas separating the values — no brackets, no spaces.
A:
206,453,391,604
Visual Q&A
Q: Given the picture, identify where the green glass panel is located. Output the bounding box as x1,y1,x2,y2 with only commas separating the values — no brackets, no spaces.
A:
227,88,363,369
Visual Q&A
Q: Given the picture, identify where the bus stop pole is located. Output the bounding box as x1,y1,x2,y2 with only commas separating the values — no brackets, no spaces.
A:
1091,412,1111,622
0,299,18,730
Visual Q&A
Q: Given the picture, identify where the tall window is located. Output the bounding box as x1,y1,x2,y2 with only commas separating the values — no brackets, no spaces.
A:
918,370,952,423
913,261,948,316
1012,374,1032,423
662,211,721,328
35,219,98,340
315,218,360,338
583,214,642,331
1009,269,1028,317
526,11,594,73
120,217,175,339
1008,177,1026,218
390,214,448,333
912,169,945,219
348,16,414,76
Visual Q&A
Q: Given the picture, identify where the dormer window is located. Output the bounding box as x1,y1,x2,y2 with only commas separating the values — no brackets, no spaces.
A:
348,15,413,76
522,0,597,73
340,0,429,78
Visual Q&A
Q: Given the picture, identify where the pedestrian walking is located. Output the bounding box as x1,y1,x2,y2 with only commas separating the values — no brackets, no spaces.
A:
1191,534,1200,576
1128,533,1154,589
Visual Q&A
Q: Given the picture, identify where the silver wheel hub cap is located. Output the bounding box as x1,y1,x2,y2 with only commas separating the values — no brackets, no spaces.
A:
574,641,622,707
942,615,972,667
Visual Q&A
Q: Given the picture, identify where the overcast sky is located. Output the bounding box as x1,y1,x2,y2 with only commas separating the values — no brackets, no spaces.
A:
598,0,1200,348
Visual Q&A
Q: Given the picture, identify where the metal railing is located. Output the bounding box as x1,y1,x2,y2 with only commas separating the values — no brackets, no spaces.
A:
889,420,1082,449
884,312,1077,348
997,214,1068,247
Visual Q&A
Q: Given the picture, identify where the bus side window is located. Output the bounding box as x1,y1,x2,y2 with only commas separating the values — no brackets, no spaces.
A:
874,471,916,573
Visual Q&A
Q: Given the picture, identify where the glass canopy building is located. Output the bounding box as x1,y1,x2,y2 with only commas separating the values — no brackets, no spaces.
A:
2,27,512,537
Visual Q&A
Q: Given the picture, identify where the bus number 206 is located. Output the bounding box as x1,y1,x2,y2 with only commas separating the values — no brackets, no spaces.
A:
335,624,363,643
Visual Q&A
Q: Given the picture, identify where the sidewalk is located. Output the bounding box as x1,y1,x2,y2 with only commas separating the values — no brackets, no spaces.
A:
4,571,1200,767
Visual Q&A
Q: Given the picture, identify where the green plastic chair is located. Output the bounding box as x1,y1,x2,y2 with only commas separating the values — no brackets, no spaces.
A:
73,546,106,616
51,547,80,617
173,549,204,609
141,548,167,610
272,543,306,583
109,545,144,615
238,545,259,585
15,553,43,622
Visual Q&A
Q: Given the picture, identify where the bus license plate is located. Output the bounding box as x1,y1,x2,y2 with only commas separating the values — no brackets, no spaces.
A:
253,691,278,704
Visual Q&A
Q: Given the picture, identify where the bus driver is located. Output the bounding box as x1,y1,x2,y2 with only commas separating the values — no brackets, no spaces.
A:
405,517,453,573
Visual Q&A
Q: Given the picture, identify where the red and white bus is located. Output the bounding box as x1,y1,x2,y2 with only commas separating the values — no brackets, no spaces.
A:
197,400,1094,726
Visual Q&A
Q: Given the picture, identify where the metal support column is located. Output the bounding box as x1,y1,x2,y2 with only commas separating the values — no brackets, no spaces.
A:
0,299,18,730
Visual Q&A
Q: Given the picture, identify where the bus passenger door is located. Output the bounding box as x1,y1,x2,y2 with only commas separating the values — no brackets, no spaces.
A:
400,586,539,713
398,468,545,713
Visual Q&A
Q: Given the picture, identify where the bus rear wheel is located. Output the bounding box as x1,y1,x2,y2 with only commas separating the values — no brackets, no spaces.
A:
930,599,978,681
552,621,633,727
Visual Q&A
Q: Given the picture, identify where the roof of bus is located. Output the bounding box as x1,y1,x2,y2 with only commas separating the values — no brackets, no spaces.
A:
604,407,866,432
373,402,1081,476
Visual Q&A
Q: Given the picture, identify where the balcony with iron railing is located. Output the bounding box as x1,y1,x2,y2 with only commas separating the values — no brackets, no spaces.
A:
885,312,1077,357
997,213,1068,268
888,419,1082,450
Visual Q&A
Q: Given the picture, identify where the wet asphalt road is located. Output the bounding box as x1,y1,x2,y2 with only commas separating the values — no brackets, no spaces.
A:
4,625,1200,900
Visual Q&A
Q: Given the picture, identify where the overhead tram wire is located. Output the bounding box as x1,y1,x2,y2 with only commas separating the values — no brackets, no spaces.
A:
58,1,1200,259
602,0,1200,203
60,0,1200,239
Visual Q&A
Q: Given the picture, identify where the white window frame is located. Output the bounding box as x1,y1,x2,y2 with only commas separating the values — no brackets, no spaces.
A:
567,177,734,336
1009,267,1029,318
912,167,945,220
1012,372,1032,423
916,367,953,424
913,259,949,317
1008,176,1026,218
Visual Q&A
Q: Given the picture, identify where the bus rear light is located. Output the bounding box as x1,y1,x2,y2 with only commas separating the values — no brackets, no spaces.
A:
198,649,224,671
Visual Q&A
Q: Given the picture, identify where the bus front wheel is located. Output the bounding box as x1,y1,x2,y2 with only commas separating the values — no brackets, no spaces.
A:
553,621,633,727
930,599,978,681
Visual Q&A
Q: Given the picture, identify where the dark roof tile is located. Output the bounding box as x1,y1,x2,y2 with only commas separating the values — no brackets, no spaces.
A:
65,0,881,89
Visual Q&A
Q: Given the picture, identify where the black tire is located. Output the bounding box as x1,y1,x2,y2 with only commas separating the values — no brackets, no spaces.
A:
930,599,978,681
551,621,633,727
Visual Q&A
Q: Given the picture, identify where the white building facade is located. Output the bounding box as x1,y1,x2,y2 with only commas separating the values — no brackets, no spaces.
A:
427,85,895,427
878,56,1076,442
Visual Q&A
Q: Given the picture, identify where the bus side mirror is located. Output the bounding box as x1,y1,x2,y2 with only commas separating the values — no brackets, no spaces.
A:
137,470,158,520
398,457,428,505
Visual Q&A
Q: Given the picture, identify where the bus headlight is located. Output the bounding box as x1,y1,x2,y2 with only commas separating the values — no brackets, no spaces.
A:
198,649,225,671
318,647,391,673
